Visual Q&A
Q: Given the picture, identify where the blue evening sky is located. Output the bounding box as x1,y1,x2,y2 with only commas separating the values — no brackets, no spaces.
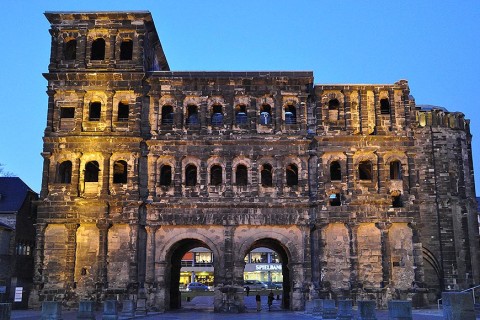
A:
0,0,479,193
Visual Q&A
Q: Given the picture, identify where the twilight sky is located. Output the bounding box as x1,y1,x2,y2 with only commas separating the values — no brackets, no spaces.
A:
0,0,479,193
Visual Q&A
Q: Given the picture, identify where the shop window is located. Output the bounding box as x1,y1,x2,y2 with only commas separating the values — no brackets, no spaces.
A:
113,160,127,184
120,39,133,60
162,105,174,125
236,165,248,186
390,160,402,180
185,164,197,186
91,38,105,60
286,164,298,186
259,104,272,125
64,39,77,60
58,161,72,183
85,161,100,182
380,98,390,115
235,105,248,125
261,163,273,187
284,105,297,124
89,102,101,121
186,105,199,125
329,193,341,206
330,161,341,181
117,102,129,121
60,107,75,118
358,161,373,180
210,165,222,185
160,165,172,186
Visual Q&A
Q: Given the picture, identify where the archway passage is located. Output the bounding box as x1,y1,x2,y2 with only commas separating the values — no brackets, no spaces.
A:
167,239,214,310
243,239,291,310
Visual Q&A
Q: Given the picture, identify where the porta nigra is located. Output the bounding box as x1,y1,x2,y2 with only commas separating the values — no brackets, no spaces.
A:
31,11,480,312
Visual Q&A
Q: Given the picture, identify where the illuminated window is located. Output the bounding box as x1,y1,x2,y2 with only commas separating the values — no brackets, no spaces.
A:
89,102,101,121
380,98,390,115
160,165,172,186
330,161,341,181
390,161,402,180
58,161,72,183
85,161,100,182
113,160,127,184
120,39,133,60
358,161,373,180
284,105,296,124
91,38,105,60
210,165,222,185
64,39,76,60
236,165,248,186
185,164,197,186
286,164,298,186
162,105,174,125
260,104,272,125
117,102,129,121
261,164,273,187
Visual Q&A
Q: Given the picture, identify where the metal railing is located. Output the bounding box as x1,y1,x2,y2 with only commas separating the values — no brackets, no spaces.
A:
437,284,480,309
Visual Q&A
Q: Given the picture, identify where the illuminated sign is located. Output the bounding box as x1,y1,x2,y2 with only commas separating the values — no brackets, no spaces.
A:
255,264,282,271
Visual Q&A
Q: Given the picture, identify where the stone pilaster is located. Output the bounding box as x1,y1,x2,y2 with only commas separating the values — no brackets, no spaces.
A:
376,222,392,287
96,221,111,289
65,223,79,292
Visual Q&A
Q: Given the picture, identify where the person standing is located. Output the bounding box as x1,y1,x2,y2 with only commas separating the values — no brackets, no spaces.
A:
245,286,250,296
268,291,274,311
256,293,261,311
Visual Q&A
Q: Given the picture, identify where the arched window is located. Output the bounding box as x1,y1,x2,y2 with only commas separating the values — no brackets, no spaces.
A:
330,161,342,181
58,161,72,183
329,193,341,206
162,105,174,125
113,160,127,184
284,105,297,124
236,165,248,186
390,160,402,180
358,161,373,180
89,102,101,121
118,102,129,121
259,104,272,125
185,164,197,186
211,105,223,127
286,164,298,186
91,38,105,60
120,39,133,60
328,99,340,121
392,194,402,207
186,105,199,125
210,165,222,185
380,98,390,115
85,161,100,182
64,39,77,60
235,105,248,125
261,163,273,187
160,165,172,186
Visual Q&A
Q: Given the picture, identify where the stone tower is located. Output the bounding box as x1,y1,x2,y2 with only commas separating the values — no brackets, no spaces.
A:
32,11,480,311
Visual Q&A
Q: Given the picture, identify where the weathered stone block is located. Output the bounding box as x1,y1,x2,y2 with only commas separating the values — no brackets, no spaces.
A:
119,299,134,319
322,299,337,319
135,298,147,316
442,292,475,320
358,300,377,320
77,301,95,320
387,300,412,320
312,298,323,316
337,300,353,320
304,299,315,314
41,301,63,320
102,300,118,320
0,303,11,320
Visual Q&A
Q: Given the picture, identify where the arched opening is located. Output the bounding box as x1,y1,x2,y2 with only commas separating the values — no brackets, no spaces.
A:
210,165,222,185
64,39,77,60
91,38,105,60
58,161,72,183
113,160,127,184
235,105,248,125
117,102,129,121
261,163,273,187
186,105,199,125
328,99,340,121
330,161,341,181
185,164,197,186
380,98,391,115
211,105,223,127
243,239,291,310
259,104,272,125
236,164,248,186
286,164,298,186
166,239,214,310
120,39,133,60
161,105,174,125
284,105,297,124
89,102,101,121
160,165,172,186
84,161,100,182
358,161,373,181
390,160,402,180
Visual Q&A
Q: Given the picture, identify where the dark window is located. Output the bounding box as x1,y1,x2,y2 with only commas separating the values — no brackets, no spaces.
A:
285,105,297,124
185,164,197,186
58,161,72,183
329,193,341,206
235,105,248,125
60,107,75,118
113,160,127,184
358,161,373,180
211,105,223,127
85,161,100,182
236,165,248,186
118,102,129,121
390,161,402,180
328,99,340,121
91,38,106,60
260,104,272,125
328,99,340,110
261,164,273,187
392,195,402,207
380,98,390,115
210,165,222,185
160,165,172,186
330,161,342,181
120,40,133,60
286,164,298,186
162,105,174,125
89,102,101,121
186,105,199,125
64,39,77,60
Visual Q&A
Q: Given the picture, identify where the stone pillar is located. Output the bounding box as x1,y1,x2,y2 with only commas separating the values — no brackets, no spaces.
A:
153,261,167,312
145,225,159,284
96,221,111,290
128,222,139,292
289,262,306,311
65,223,79,295
29,223,47,307
40,152,52,198
442,292,475,320
347,223,359,291
346,152,354,191
376,222,392,287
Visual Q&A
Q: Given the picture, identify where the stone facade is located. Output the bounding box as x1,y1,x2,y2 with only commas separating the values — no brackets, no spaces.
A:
32,11,480,311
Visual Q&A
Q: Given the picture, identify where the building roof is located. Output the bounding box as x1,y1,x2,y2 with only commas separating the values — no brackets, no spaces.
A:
0,177,35,214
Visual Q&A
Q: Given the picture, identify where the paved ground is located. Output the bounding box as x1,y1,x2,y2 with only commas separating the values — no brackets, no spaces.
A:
9,296,480,319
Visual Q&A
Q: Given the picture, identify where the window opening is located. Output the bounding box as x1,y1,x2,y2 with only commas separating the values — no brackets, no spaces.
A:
286,164,298,186
89,102,101,121
64,39,77,60
285,105,297,124
329,193,341,206
160,165,172,186
113,160,127,184
185,164,197,186
261,164,273,187
120,39,133,60
211,105,223,127
330,161,342,181
380,98,390,115
186,105,199,125
235,105,248,125
236,165,248,186
162,105,174,125
328,99,340,121
85,161,100,182
260,104,272,125
60,107,75,119
91,38,106,60
390,160,402,180
118,102,129,121
392,195,403,207
210,165,222,185
58,161,72,183
358,161,373,180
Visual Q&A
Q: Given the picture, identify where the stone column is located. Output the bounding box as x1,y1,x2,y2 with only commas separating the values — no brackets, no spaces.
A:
40,152,51,198
128,222,139,293
145,225,159,284
105,90,114,133
96,221,111,289
29,223,47,307
65,223,79,293
154,261,168,312
289,262,306,311
376,222,392,287
347,223,359,290
346,152,354,193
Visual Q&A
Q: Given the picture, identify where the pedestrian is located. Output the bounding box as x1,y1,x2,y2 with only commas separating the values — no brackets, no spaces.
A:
268,290,274,311
256,293,261,311
245,286,250,296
